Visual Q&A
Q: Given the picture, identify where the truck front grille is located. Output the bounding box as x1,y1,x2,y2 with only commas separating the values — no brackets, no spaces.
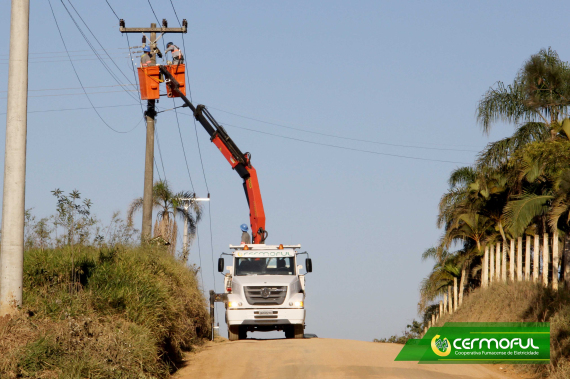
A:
244,286,287,305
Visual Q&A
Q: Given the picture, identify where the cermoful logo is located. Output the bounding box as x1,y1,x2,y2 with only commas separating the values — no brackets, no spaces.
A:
431,334,451,357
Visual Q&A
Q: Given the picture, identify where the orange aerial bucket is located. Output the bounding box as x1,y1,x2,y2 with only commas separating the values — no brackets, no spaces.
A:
137,66,161,100
165,64,186,98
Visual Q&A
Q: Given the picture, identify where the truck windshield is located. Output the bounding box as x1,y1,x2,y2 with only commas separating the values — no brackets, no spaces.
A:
234,257,295,276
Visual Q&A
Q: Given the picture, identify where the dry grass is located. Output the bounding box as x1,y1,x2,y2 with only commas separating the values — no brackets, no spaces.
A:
0,245,210,378
436,282,570,378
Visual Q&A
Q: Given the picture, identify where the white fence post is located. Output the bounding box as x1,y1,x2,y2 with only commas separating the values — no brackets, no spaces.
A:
501,240,507,282
553,230,559,291
509,239,515,281
517,237,523,281
495,242,501,282
453,277,458,311
533,235,540,283
490,245,495,284
483,246,489,288
525,236,531,281
543,233,549,287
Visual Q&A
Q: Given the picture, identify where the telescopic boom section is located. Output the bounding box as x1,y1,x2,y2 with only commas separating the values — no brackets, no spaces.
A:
159,66,267,243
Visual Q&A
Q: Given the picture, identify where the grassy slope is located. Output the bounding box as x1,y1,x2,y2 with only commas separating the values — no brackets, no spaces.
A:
0,245,210,378
436,282,570,378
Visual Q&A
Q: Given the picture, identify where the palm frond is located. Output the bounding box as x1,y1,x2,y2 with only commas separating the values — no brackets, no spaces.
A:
503,192,553,236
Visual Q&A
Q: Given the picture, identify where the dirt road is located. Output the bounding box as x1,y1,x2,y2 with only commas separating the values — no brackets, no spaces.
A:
175,338,518,379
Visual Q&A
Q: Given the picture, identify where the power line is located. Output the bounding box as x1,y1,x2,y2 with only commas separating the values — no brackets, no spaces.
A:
0,83,136,93
0,52,131,61
0,56,132,64
169,1,216,318
173,103,195,192
0,103,140,116
208,107,479,153
147,0,161,25
104,0,120,20
0,47,130,57
175,111,468,164
47,0,140,134
154,125,167,180
63,0,139,102
0,89,138,99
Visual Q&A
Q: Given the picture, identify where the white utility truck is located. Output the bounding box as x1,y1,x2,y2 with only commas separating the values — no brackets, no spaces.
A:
217,244,313,340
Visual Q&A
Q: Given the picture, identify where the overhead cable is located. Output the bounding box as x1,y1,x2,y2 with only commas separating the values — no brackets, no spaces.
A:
47,0,140,134
209,107,478,153
175,111,468,164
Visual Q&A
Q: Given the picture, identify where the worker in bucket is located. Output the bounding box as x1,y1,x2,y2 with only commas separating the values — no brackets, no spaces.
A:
140,45,162,67
140,46,154,67
165,42,184,65
240,224,251,245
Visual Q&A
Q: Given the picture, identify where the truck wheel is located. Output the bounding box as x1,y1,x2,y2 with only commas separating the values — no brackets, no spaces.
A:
238,326,248,340
228,325,239,341
284,326,294,339
293,324,304,339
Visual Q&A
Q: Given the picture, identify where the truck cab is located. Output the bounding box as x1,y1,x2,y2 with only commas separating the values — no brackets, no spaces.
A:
218,244,312,340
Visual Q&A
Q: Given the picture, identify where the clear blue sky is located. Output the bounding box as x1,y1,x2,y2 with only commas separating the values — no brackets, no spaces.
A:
0,0,568,341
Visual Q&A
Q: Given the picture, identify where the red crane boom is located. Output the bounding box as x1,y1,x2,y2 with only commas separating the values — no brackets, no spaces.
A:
159,66,267,243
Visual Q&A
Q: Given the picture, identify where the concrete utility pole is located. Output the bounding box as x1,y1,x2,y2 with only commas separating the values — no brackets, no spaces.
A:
119,19,187,240
0,0,30,316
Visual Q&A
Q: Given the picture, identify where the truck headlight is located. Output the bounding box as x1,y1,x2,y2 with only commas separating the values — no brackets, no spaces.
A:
228,301,242,308
294,301,303,307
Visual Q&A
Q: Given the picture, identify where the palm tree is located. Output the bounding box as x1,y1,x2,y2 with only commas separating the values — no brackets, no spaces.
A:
418,247,459,313
127,180,202,257
478,48,570,137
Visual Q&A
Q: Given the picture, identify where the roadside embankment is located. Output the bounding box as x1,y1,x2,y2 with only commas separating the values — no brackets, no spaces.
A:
0,245,209,378
435,282,570,378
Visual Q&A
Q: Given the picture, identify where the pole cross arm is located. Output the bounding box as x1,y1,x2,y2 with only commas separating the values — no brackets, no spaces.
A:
119,19,188,33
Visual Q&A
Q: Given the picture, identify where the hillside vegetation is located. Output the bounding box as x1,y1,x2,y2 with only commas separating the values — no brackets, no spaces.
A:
437,282,570,378
0,245,209,378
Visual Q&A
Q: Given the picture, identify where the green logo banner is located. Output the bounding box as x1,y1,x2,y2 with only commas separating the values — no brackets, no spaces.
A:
395,322,550,364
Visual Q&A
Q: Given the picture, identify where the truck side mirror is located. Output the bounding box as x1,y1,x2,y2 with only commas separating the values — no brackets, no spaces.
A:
218,258,224,272
305,258,312,273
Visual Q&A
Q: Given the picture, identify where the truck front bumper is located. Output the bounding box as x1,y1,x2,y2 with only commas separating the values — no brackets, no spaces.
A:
226,308,305,326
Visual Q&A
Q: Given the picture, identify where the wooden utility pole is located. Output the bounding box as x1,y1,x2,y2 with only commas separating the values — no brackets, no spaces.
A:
119,19,187,240
0,0,29,316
